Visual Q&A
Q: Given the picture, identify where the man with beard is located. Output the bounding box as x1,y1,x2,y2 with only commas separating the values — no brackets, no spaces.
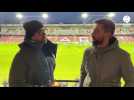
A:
80,19,134,87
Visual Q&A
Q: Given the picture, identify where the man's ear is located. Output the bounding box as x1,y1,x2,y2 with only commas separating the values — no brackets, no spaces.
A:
31,35,35,40
109,32,113,37
105,32,111,37
31,33,37,40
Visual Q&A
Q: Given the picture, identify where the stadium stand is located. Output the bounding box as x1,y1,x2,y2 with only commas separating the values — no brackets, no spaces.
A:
0,24,134,43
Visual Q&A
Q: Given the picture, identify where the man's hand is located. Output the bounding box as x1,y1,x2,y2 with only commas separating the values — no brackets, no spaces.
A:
49,81,62,87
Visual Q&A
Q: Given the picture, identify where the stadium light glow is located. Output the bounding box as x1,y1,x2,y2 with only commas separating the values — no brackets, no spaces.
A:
42,13,48,19
123,15,131,23
16,13,23,20
107,12,115,18
81,13,89,19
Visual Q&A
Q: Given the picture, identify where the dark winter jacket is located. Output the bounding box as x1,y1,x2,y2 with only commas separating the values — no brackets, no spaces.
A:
80,37,134,87
9,40,51,87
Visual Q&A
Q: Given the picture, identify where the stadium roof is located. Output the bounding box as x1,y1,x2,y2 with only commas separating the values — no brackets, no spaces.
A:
0,12,134,24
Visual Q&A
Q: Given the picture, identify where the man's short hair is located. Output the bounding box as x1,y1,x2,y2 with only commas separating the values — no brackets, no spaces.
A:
95,19,115,35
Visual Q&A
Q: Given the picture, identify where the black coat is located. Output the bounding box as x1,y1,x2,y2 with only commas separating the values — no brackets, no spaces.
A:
42,39,58,58
9,40,51,87
42,39,58,81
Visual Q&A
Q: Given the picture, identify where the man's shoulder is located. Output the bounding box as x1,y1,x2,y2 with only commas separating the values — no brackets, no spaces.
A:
84,47,94,54
12,51,24,63
116,47,130,58
85,46,94,52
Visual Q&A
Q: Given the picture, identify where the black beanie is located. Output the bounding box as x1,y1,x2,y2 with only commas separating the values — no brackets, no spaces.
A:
23,20,44,40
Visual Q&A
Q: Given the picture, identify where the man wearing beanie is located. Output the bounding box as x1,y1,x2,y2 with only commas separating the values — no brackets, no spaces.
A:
9,20,52,87
80,19,134,87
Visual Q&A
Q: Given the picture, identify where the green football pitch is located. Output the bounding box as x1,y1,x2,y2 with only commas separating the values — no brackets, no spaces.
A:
0,42,134,87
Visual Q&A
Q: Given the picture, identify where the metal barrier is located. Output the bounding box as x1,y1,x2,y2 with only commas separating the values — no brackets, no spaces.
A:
53,80,80,87
2,80,80,87
55,80,80,83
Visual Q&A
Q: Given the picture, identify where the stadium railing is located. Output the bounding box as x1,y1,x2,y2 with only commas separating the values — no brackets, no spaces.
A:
2,80,80,87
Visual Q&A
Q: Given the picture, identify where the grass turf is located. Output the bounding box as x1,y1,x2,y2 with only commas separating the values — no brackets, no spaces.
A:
0,42,134,87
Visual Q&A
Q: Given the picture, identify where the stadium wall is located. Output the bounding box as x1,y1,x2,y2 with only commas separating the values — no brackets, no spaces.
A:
0,34,134,43
0,24,134,43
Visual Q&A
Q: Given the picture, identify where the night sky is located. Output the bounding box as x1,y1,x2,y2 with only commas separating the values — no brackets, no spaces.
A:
0,12,134,24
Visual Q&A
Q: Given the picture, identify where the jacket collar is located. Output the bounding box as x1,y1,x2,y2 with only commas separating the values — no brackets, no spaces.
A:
93,37,119,54
19,39,45,50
